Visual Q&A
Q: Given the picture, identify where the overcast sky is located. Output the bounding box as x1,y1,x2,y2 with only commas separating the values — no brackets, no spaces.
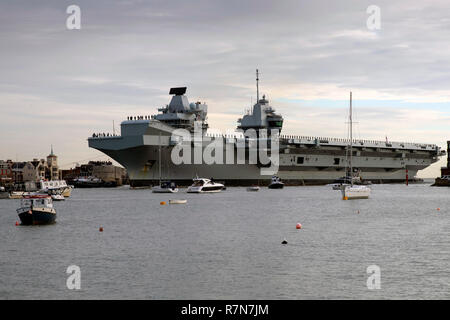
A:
1,0,449,177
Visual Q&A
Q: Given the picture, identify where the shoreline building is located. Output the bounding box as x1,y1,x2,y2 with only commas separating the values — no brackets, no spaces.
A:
0,160,13,187
0,147,62,190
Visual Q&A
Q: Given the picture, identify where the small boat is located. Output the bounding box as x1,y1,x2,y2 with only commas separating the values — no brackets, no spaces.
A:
187,178,224,193
47,188,65,201
0,186,9,199
169,199,187,204
62,185,74,197
152,181,178,193
268,176,284,189
9,191,34,199
9,191,24,199
341,184,371,200
39,180,73,197
71,176,112,188
16,195,56,225
246,186,260,192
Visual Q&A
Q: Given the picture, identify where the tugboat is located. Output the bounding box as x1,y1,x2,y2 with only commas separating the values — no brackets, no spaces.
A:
152,132,179,193
187,178,224,193
268,176,284,189
16,195,56,225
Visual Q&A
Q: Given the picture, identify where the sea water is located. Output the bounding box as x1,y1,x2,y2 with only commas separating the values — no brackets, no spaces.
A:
0,183,449,299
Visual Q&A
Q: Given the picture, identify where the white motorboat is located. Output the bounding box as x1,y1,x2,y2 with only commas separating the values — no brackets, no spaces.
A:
187,178,224,193
47,188,65,201
51,194,65,201
246,186,260,192
9,191,34,199
152,181,178,193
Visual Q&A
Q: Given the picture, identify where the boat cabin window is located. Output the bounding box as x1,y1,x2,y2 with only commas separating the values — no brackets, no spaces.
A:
22,200,32,207
297,157,304,164
193,180,204,186
34,199,46,206
334,158,340,165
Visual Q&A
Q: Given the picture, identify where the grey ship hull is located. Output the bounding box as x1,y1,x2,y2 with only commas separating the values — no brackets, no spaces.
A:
89,120,441,186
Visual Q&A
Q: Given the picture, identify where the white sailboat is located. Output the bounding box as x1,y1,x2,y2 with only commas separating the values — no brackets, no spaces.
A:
341,92,371,200
152,133,178,193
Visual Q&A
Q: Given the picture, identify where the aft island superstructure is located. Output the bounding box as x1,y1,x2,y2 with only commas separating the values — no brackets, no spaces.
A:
88,74,443,186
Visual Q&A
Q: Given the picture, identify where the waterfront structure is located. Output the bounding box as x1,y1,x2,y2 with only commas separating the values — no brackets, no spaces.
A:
0,160,13,186
11,161,38,183
1,147,62,190
88,74,444,186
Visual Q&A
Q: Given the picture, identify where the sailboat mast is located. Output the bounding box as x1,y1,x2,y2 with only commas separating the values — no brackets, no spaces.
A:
158,132,161,184
256,69,259,102
349,92,353,185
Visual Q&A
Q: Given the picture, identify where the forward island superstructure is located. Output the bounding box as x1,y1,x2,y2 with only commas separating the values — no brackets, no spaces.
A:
88,73,444,186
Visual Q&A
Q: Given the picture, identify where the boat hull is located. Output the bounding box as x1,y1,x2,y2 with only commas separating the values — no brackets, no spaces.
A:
268,183,284,189
18,210,56,225
152,186,178,193
187,186,224,193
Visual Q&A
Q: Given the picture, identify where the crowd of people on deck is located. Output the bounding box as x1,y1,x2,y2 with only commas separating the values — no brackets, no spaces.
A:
127,115,152,120
91,133,118,138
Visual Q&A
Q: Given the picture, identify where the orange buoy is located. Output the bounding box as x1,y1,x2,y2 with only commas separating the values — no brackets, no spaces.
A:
160,201,166,205
15,221,19,226
296,223,302,229
99,227,104,232
437,208,440,211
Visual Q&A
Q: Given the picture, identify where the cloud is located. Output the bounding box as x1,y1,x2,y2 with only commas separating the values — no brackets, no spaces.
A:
1,0,449,177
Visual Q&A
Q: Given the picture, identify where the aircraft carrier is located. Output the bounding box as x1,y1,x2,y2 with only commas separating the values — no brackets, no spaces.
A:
88,73,444,187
